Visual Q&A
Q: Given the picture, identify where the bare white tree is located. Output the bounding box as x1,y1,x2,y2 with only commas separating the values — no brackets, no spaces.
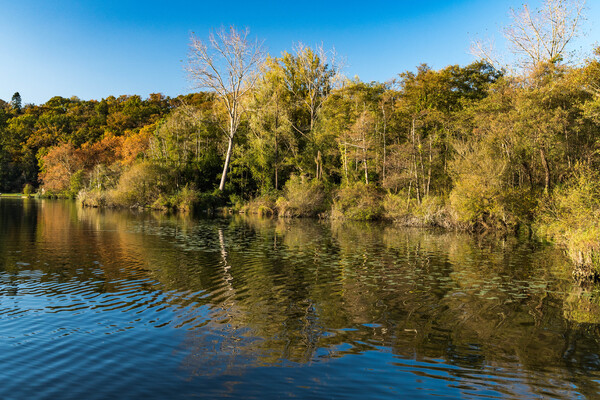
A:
187,26,266,191
505,0,585,65
471,0,586,71
470,37,509,72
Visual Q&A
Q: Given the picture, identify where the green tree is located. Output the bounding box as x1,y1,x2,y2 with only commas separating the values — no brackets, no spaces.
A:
10,92,22,114
280,44,340,178
149,105,221,190
245,60,292,190
317,80,384,185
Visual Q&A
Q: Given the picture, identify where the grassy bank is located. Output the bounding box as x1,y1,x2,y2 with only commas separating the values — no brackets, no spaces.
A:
0,193,25,198
74,167,600,284
0,192,35,198
238,176,530,231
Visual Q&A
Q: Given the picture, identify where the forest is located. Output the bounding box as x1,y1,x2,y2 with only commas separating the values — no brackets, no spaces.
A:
0,0,599,276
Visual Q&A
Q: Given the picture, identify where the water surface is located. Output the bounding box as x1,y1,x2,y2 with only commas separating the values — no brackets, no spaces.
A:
0,198,599,399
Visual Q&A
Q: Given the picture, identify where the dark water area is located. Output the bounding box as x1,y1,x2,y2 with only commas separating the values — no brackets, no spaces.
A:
1,198,599,399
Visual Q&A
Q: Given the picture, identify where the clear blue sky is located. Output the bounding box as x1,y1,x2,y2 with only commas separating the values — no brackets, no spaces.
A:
0,0,597,105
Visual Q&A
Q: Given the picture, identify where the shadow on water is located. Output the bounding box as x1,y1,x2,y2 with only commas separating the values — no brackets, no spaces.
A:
0,198,599,398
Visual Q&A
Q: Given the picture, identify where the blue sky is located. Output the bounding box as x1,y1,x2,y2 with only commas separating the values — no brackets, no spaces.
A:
0,0,597,105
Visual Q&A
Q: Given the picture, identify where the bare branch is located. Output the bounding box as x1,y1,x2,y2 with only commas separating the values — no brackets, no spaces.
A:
470,0,586,73
504,0,586,68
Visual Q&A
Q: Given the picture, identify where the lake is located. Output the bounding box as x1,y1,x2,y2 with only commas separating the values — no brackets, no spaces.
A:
0,198,599,399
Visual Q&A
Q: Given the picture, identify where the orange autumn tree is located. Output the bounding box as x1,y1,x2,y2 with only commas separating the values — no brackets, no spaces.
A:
118,124,154,166
39,142,84,192
39,133,137,194
79,133,123,169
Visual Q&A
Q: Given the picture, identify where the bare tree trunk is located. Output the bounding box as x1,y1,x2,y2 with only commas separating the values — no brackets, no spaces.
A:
413,164,420,204
540,147,551,194
363,146,369,185
362,128,368,184
381,104,387,183
219,136,234,191
565,129,571,169
411,119,421,204
343,142,348,181
315,150,322,180
426,135,432,197
275,110,279,190
418,138,425,199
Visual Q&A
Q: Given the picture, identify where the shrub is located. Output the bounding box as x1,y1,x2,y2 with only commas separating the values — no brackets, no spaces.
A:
536,165,600,278
69,169,85,198
173,185,200,212
229,194,245,212
78,189,106,207
276,175,328,217
146,185,201,212
151,194,172,211
197,190,226,212
384,193,451,227
241,192,277,216
107,161,171,208
448,147,534,231
331,183,383,221
22,183,34,196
